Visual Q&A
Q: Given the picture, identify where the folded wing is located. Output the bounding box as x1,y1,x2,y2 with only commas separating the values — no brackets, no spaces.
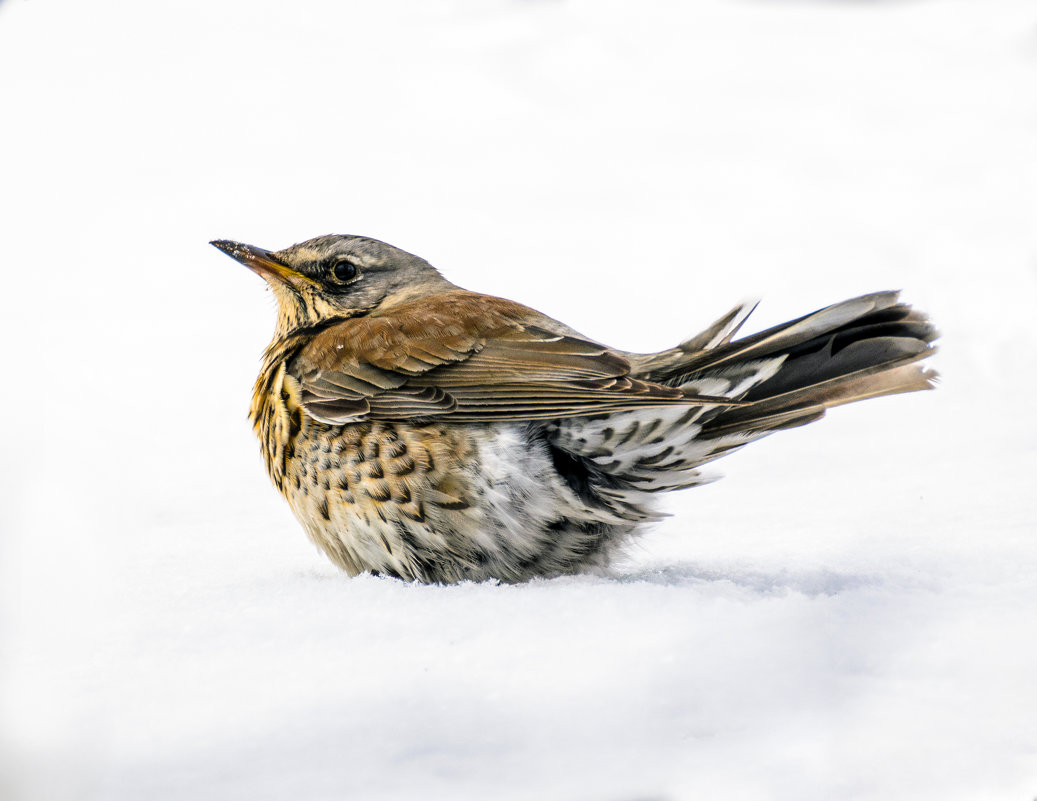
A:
289,291,738,425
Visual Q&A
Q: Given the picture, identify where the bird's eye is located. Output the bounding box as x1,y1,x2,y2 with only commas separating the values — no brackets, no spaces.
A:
331,259,358,283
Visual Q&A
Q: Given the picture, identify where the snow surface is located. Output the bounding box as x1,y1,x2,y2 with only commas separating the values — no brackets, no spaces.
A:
1,1,1036,799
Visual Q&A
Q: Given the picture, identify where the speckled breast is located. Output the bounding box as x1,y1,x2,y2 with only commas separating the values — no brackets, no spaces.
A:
250,364,629,582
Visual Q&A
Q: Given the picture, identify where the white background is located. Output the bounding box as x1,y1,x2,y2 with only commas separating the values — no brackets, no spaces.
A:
1,1,1035,799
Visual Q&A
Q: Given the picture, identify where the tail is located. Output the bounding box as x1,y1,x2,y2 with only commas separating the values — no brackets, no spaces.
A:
652,291,938,437
547,292,936,520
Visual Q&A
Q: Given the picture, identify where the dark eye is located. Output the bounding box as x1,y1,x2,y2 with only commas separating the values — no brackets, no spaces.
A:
331,259,358,283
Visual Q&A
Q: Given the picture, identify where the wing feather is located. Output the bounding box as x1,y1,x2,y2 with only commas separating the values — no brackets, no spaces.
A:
289,291,737,424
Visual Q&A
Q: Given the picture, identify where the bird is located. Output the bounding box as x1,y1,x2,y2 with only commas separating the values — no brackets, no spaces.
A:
212,234,937,584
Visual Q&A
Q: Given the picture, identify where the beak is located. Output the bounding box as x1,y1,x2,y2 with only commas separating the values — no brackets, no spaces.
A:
210,239,313,286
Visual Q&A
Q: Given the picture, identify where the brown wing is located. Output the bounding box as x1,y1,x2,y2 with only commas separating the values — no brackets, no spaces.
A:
289,291,737,424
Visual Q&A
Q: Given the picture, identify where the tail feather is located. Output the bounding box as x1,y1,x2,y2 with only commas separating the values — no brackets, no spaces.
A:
645,291,937,438
649,291,918,379
626,300,758,377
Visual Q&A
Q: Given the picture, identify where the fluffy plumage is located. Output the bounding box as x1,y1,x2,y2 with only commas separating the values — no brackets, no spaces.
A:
212,234,937,583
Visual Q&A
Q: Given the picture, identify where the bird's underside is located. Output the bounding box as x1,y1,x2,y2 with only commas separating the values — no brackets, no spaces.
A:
250,285,937,584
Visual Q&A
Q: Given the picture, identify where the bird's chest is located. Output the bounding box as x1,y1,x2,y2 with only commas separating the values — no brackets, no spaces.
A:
250,369,589,579
253,368,475,568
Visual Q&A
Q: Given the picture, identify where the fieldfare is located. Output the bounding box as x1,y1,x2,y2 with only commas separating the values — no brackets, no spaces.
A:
212,235,937,583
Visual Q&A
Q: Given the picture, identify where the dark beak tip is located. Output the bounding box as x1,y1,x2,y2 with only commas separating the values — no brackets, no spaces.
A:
210,238,291,281
210,239,261,266
210,239,238,255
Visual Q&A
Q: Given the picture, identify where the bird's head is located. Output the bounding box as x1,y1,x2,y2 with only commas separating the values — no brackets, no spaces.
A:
212,234,455,336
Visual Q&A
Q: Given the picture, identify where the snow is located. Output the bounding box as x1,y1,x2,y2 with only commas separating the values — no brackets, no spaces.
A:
1,0,1035,799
